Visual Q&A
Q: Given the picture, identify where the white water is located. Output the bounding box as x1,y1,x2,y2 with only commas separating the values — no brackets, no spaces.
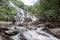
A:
7,27,59,40
9,0,38,25
10,33,20,40
8,1,59,40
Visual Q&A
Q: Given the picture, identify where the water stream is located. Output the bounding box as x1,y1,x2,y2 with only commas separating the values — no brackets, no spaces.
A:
6,26,59,40
5,0,59,40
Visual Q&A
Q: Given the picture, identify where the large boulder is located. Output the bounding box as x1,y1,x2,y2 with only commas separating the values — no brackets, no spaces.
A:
0,21,12,27
49,28,60,38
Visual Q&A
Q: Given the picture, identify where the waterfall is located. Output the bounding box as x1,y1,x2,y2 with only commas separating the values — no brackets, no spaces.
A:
9,0,38,25
7,0,59,40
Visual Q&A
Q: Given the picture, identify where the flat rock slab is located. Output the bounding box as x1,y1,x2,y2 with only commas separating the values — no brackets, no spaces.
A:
0,21,12,26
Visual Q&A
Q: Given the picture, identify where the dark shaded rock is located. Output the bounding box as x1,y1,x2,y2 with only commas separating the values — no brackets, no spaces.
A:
19,33,27,40
45,22,60,28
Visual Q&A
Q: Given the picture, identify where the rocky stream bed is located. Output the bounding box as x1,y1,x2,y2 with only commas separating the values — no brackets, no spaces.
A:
0,0,60,40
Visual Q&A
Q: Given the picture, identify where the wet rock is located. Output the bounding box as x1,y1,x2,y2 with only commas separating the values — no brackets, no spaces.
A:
0,36,2,40
49,28,60,38
45,22,60,28
0,31,12,40
0,21,12,27
19,33,27,40
0,21,12,25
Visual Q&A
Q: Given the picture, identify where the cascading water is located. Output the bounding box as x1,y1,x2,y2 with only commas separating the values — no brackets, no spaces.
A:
9,0,38,25
7,0,59,40
6,26,59,40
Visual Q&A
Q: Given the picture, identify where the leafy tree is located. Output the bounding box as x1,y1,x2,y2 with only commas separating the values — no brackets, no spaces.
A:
0,0,15,21
30,0,60,22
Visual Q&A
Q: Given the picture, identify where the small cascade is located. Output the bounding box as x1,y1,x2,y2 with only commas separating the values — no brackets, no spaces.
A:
6,26,59,40
10,33,20,40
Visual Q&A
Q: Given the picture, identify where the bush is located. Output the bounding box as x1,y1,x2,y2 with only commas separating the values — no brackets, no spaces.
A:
44,10,60,22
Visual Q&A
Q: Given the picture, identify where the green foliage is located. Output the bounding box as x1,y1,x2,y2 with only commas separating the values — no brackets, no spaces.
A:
11,0,32,14
29,0,60,22
11,0,25,9
0,0,15,21
0,0,60,22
